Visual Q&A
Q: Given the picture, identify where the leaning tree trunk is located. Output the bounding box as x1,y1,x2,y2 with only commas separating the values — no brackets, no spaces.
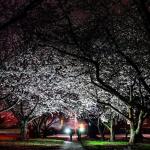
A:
102,118,115,142
129,111,144,144
110,118,115,142
129,121,136,144
20,119,28,140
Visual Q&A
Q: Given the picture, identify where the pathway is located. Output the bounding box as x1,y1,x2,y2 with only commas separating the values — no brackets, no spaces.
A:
60,141,85,150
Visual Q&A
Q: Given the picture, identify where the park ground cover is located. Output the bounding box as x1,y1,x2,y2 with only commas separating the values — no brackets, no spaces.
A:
0,138,150,150
82,140,150,150
0,138,64,148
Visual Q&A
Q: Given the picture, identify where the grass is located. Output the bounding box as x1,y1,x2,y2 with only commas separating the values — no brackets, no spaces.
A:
83,140,128,146
82,140,150,150
0,138,64,147
137,143,150,150
0,138,150,150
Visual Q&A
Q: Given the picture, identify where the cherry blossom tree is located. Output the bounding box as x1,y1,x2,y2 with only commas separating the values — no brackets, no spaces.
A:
0,47,97,139
0,80,19,113
30,113,61,138
62,56,149,143
0,49,69,139
0,0,150,144
44,1,150,144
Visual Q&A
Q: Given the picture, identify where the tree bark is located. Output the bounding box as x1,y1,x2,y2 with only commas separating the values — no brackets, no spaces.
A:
110,118,115,142
20,119,28,140
129,122,136,144
129,111,144,144
97,118,105,140
135,111,144,143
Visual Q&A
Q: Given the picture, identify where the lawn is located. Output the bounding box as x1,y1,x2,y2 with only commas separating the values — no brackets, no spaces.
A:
82,140,150,150
83,140,128,146
0,138,64,147
0,138,150,150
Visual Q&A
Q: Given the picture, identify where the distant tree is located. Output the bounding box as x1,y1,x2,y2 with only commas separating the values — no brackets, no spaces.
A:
30,113,61,138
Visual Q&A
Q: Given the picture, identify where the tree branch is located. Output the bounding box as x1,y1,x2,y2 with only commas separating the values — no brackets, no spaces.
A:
0,0,44,30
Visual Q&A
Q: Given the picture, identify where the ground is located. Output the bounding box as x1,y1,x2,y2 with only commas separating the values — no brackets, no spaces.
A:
61,141,85,150
0,134,150,150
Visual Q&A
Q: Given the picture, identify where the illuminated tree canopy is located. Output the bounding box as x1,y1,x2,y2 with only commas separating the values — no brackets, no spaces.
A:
0,0,150,144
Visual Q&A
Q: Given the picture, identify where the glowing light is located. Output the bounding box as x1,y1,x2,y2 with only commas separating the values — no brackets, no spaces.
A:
79,123,84,128
79,128,85,133
79,123,85,133
64,128,71,134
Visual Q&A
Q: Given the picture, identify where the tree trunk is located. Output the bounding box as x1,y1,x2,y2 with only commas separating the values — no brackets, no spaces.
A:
33,128,40,138
35,125,41,138
97,118,105,140
20,120,28,140
101,130,105,141
129,124,143,144
129,122,136,144
135,111,144,143
129,111,144,144
110,118,115,142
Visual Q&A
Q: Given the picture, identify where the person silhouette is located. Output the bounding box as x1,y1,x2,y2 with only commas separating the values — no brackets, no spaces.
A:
69,129,73,141
77,128,81,141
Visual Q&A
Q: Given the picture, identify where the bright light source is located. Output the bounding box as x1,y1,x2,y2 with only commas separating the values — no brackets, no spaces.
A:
64,128,71,134
79,123,84,128
79,128,85,133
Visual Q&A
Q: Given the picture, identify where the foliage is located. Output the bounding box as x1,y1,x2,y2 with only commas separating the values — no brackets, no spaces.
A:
0,0,150,144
